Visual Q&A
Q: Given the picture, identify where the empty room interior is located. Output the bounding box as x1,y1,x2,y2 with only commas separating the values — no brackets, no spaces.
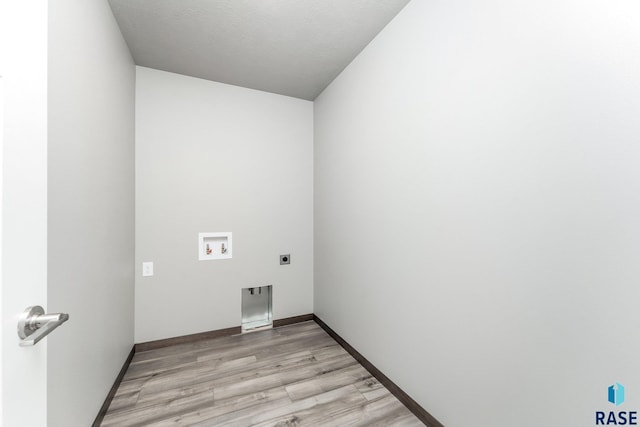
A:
2,0,640,426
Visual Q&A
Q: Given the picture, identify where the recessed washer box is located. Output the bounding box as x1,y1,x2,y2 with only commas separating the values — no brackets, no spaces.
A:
198,232,232,261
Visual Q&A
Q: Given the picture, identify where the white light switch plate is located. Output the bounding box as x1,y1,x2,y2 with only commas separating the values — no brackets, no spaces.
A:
142,262,154,277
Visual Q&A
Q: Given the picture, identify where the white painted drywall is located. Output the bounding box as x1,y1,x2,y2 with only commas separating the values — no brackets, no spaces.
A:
108,0,410,101
135,67,313,343
1,2,48,426
47,1,135,426
314,1,640,425
0,71,3,427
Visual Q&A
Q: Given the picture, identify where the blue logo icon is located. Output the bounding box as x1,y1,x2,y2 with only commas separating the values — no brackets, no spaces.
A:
609,383,625,406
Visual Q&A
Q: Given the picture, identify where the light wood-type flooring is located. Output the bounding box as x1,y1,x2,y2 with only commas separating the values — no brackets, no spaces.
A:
102,321,424,426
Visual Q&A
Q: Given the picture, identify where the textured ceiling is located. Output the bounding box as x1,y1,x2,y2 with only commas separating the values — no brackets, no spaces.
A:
108,0,411,100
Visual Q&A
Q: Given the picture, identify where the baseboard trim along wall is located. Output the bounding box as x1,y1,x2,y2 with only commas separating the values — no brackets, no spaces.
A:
92,346,135,427
272,313,314,327
134,325,242,353
313,314,444,427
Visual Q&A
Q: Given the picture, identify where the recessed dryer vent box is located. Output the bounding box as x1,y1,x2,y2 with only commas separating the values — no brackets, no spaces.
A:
198,232,232,261
242,285,272,333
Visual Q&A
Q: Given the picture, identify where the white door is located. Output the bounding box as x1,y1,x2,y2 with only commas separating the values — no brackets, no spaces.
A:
1,1,50,426
1,61,4,427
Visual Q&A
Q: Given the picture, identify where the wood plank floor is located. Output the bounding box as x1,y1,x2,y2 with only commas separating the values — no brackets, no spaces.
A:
102,321,424,426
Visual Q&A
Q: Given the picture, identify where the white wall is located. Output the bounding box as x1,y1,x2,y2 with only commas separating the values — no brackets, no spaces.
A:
0,70,3,427
314,1,640,426
1,2,49,426
135,67,313,343
47,1,135,426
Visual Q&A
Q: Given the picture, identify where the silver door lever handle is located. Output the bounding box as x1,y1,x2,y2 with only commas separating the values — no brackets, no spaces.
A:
17,306,69,347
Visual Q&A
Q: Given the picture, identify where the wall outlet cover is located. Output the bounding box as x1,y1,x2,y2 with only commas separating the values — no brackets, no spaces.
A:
142,262,154,277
